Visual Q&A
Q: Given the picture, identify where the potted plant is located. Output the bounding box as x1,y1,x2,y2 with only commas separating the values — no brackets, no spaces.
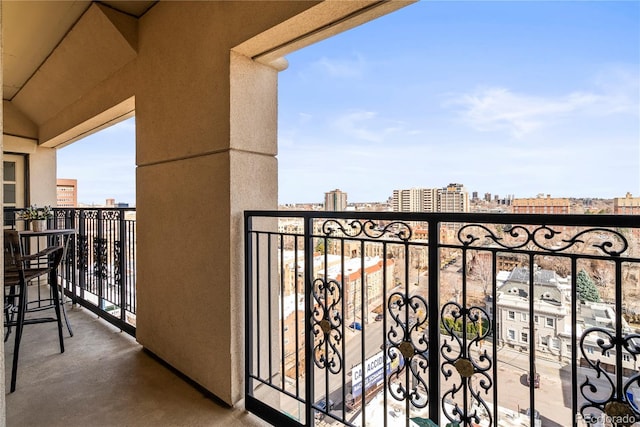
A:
19,205,53,231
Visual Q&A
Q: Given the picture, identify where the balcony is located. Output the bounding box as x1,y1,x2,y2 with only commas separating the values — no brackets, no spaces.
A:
244,211,640,427
5,209,640,426
5,208,137,336
4,302,266,426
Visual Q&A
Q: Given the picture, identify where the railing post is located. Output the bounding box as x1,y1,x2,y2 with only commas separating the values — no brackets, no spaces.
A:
97,209,105,310
67,208,79,304
304,215,314,426
78,209,86,301
244,213,254,403
118,209,127,323
428,218,440,425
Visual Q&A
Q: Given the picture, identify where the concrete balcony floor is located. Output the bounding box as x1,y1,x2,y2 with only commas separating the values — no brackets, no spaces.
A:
4,303,269,427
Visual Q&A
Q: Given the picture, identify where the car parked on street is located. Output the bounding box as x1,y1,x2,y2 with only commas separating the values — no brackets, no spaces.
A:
349,321,362,331
526,371,540,388
314,398,335,420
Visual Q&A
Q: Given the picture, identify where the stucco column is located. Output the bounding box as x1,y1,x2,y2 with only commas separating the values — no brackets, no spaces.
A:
134,3,277,406
0,0,6,421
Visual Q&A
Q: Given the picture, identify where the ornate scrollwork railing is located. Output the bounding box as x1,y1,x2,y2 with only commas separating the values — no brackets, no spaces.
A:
311,278,343,374
440,302,493,426
387,292,430,408
579,328,640,426
321,219,412,242
457,224,628,256
244,211,640,427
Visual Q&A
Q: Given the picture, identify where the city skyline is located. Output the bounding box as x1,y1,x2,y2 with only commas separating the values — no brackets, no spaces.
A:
58,1,639,206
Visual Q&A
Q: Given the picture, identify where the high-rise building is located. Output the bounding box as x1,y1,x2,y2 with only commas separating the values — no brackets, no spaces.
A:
392,184,468,213
512,194,570,214
438,183,469,213
392,188,437,212
614,193,640,215
324,189,347,211
56,178,77,207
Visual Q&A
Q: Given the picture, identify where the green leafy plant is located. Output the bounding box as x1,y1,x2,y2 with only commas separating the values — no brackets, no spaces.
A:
577,269,601,302
19,205,53,220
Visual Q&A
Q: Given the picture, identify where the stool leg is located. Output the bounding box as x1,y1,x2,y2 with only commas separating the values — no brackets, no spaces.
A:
10,282,27,393
4,285,17,342
61,301,73,337
50,277,65,353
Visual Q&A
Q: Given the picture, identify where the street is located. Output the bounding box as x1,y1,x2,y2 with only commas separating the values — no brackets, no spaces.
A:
278,324,629,427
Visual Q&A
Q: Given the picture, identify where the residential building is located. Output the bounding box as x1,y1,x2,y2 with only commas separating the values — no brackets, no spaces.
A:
493,267,570,354
576,303,639,376
437,183,469,213
324,188,348,211
614,192,640,215
392,188,437,212
56,179,77,207
493,267,639,374
318,256,395,324
392,184,468,213
512,194,571,214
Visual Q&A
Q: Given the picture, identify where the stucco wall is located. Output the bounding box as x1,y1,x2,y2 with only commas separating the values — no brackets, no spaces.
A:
2,0,414,408
134,1,299,405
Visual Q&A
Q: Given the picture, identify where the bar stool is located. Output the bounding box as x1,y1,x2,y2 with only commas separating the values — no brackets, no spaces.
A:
4,229,65,392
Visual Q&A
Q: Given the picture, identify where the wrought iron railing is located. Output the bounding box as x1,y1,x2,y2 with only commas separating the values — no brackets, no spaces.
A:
245,211,640,427
4,207,136,336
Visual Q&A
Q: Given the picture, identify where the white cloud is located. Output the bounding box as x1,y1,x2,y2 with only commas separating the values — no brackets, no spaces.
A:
331,110,382,142
314,54,366,78
445,71,639,138
329,110,412,143
298,112,312,123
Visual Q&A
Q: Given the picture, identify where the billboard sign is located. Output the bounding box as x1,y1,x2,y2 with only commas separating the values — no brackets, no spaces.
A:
351,349,403,398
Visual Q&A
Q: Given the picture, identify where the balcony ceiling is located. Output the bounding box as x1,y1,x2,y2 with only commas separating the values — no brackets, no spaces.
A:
2,1,155,101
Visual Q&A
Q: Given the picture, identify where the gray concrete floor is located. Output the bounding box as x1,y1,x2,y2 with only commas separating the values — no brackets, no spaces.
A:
4,303,270,427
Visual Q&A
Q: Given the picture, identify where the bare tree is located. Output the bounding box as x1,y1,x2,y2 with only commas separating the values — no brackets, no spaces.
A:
469,250,493,295
590,259,613,288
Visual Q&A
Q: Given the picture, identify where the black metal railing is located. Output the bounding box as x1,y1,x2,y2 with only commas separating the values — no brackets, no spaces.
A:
5,207,136,336
245,211,640,427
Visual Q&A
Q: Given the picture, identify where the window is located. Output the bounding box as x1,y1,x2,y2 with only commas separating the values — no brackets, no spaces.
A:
546,317,555,328
586,346,594,354
521,331,529,343
623,354,631,362
507,329,516,341
521,313,528,322
534,315,539,323
508,311,515,320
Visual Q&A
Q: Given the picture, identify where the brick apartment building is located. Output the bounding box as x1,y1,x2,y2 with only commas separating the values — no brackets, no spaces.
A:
512,194,570,214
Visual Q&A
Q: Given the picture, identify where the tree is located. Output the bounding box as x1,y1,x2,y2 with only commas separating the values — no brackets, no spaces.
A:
470,251,493,295
577,269,600,302
590,259,612,288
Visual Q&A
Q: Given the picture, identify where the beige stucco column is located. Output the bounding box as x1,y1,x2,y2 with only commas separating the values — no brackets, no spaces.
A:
134,3,279,406
0,0,6,421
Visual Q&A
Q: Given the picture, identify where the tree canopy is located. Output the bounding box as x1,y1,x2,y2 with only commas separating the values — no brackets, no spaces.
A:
577,269,600,302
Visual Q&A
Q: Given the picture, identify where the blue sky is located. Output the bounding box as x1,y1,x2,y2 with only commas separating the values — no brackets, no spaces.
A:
58,1,640,206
